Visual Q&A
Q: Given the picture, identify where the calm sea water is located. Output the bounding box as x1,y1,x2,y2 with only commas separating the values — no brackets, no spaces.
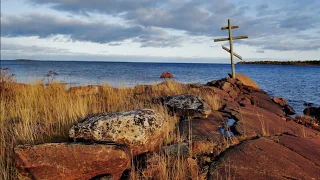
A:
1,60,319,114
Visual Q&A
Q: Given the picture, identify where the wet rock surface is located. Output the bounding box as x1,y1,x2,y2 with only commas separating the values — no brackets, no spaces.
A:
14,143,130,180
153,94,212,118
69,109,167,155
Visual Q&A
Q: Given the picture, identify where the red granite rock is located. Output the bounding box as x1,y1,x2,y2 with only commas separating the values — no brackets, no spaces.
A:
15,143,130,180
209,137,320,180
160,71,173,78
272,97,287,107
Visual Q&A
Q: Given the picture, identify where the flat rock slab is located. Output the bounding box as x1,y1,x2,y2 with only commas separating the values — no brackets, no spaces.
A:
228,105,319,138
278,134,320,166
209,137,320,180
15,143,130,180
153,94,212,118
69,109,166,155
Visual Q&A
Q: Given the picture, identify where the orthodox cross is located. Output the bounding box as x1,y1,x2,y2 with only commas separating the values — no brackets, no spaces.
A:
214,19,248,78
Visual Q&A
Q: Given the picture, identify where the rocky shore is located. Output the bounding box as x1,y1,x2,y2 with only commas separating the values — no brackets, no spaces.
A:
13,74,320,180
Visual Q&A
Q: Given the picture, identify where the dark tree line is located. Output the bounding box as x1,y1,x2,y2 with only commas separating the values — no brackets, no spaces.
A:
237,60,320,66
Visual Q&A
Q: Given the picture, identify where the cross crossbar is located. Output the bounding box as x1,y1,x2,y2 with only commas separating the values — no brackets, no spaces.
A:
221,25,238,30
221,45,242,60
214,35,248,42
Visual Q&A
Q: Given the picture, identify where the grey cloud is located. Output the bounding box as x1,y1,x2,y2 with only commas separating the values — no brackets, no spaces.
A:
256,49,265,53
1,43,72,55
1,14,182,47
238,37,320,51
28,0,162,15
26,0,320,36
108,43,122,46
5,0,320,52
1,14,144,43
280,15,318,30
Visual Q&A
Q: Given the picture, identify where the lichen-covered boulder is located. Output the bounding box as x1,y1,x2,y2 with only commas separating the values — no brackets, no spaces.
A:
153,94,212,118
14,143,130,180
69,109,167,155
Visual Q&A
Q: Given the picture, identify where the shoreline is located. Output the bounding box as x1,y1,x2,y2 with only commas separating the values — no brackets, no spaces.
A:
2,74,319,179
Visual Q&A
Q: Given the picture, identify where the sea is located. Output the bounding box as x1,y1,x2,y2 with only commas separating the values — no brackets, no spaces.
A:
1,60,319,114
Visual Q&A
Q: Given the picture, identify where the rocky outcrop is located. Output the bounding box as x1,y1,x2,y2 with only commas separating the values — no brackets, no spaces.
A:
69,109,167,155
160,71,173,78
209,136,320,180
12,74,320,180
15,143,130,180
152,94,212,118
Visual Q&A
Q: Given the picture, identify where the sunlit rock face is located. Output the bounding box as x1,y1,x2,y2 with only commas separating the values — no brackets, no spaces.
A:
69,109,167,155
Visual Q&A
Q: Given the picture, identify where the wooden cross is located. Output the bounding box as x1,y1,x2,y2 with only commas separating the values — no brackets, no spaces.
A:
214,19,248,78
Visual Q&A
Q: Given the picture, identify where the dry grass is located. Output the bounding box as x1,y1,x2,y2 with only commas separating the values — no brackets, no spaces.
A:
0,71,221,180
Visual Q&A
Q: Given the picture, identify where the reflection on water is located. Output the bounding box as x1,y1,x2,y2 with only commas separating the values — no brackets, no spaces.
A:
220,119,236,137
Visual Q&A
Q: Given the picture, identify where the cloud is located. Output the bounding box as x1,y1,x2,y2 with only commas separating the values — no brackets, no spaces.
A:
1,13,144,43
1,43,72,55
237,37,320,51
28,0,161,15
3,0,320,52
256,49,265,53
1,13,183,47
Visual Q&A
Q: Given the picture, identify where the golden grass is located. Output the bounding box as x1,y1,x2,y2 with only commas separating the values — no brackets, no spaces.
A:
0,71,221,179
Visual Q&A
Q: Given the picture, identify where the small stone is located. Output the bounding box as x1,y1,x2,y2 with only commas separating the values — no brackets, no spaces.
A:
272,97,287,107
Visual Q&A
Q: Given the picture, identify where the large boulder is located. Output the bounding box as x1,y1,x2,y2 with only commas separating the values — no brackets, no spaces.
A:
15,143,130,180
209,137,320,180
153,94,212,118
234,73,260,89
69,109,167,155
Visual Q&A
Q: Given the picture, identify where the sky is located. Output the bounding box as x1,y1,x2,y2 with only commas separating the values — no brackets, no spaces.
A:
1,0,320,63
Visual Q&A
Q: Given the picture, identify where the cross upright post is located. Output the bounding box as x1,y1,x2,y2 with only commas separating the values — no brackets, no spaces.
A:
214,19,248,79
227,19,235,78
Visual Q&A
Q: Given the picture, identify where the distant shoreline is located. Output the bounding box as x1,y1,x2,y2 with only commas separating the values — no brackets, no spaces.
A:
237,60,320,66
14,59,38,62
